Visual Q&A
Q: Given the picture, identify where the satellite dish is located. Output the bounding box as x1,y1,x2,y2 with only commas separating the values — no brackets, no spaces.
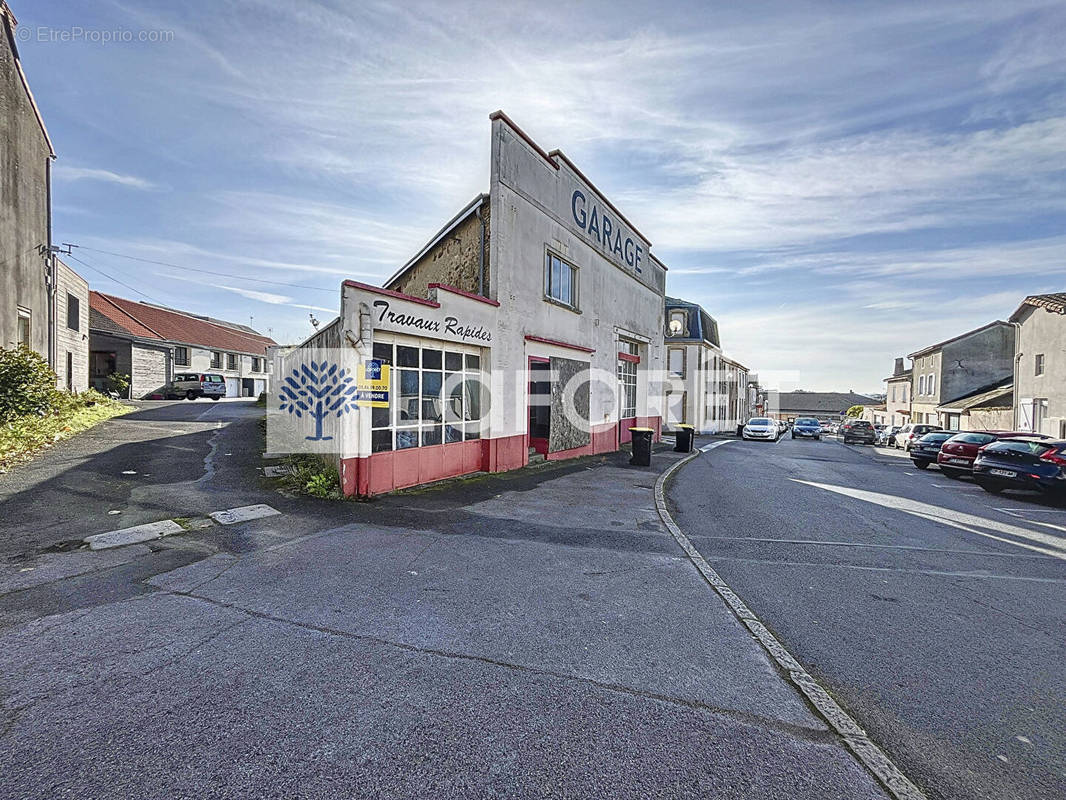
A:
668,319,684,336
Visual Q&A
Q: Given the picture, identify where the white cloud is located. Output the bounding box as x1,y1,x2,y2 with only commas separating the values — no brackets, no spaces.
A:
53,165,157,190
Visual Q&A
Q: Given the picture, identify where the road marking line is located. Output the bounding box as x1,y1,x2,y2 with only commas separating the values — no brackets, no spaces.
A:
705,555,1066,584
699,440,735,452
685,535,1054,558
655,454,926,800
792,480,1066,560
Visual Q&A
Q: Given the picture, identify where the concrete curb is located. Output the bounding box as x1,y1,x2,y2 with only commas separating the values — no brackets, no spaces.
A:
653,446,927,800
84,520,184,550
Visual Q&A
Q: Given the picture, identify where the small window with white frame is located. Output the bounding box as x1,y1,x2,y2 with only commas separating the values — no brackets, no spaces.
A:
544,251,577,309
1035,353,1045,376
17,307,31,347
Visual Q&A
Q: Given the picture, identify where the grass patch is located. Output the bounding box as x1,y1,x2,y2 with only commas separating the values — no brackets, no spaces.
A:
0,391,128,473
276,454,347,500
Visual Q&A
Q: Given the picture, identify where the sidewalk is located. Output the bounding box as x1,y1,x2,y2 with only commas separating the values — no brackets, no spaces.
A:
0,447,889,799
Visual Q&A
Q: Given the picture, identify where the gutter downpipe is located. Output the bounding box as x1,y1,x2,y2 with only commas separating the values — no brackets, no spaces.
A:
1010,320,1022,430
476,201,486,297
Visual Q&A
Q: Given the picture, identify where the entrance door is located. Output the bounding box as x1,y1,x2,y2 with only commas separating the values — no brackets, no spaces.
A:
527,358,551,455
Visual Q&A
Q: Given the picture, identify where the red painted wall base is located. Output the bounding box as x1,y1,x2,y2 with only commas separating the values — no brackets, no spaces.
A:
340,416,662,497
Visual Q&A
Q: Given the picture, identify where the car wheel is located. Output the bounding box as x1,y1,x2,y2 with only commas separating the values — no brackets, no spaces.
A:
211,395,221,401
185,390,197,401
942,468,962,480
913,460,929,470
791,433,796,439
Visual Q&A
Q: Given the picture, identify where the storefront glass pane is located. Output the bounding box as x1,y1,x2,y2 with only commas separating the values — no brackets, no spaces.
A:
372,342,392,362
445,351,462,371
399,369,420,423
463,377,481,421
371,429,392,453
396,429,419,450
422,371,443,421
446,374,463,421
445,424,463,443
464,422,480,441
423,349,442,370
422,425,442,446
397,345,419,367
464,354,480,370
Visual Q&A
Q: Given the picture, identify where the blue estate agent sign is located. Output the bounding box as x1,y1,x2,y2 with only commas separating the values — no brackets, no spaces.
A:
570,189,644,273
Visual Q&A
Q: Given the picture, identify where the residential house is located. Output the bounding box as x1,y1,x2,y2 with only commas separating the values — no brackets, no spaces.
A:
769,390,879,422
935,379,1013,432
1,3,88,388
1010,293,1066,437
908,321,1014,428
884,357,912,426
663,297,752,433
89,292,276,399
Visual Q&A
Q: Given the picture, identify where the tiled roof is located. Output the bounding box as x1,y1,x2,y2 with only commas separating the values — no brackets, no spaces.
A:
89,292,276,355
1011,293,1066,320
776,391,879,413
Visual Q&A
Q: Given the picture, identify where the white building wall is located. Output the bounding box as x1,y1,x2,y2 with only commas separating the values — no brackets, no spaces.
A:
487,116,666,440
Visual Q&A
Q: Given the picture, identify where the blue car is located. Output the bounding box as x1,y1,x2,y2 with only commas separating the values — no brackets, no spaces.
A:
973,437,1066,497
791,417,822,440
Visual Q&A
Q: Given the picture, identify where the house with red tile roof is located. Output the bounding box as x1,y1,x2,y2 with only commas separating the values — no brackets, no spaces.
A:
88,291,276,399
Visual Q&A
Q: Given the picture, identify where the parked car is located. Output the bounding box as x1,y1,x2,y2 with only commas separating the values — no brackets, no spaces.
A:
937,431,1051,479
742,417,779,441
972,437,1066,497
894,423,942,451
909,430,958,469
841,419,876,444
168,372,227,401
880,425,903,446
792,417,822,440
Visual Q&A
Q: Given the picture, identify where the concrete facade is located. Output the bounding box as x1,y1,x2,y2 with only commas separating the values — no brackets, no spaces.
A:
53,259,89,391
1012,297,1066,437
280,112,669,497
909,321,1014,428
1,4,55,363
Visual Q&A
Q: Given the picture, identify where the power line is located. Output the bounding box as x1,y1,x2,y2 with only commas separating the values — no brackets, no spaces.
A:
65,253,164,305
72,245,339,295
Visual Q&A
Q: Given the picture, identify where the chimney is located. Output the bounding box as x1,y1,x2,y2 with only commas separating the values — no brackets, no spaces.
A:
894,357,904,375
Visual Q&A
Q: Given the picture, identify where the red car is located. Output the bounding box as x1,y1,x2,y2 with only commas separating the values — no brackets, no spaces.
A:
937,430,1050,478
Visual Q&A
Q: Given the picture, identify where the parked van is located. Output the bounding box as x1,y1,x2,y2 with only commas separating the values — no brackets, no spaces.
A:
168,373,227,400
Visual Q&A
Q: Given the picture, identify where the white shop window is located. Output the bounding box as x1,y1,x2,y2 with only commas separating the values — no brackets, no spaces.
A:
370,338,484,453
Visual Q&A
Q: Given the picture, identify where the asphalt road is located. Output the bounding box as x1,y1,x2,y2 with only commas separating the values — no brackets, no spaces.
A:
667,434,1066,800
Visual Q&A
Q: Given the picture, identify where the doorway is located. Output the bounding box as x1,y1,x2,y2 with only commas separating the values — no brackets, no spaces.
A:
527,358,551,455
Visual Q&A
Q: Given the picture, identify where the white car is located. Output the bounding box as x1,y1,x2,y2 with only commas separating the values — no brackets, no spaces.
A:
743,417,779,441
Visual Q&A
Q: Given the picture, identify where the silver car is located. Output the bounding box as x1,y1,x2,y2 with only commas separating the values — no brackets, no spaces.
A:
169,372,227,401
743,417,779,441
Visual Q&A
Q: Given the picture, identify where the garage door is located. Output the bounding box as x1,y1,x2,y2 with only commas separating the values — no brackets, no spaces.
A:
225,377,240,398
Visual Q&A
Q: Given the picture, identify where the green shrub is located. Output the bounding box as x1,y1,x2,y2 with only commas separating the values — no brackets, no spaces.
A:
278,454,344,500
0,346,58,422
106,372,131,398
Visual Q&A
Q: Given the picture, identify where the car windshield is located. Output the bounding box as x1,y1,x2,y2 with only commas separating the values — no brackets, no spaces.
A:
748,418,771,425
797,418,818,425
984,440,1053,456
921,432,954,442
950,433,995,445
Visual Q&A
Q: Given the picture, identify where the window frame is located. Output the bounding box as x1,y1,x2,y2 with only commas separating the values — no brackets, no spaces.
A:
1035,353,1045,376
174,346,190,367
16,307,31,347
543,250,579,311
226,353,238,371
66,293,80,332
210,351,222,369
667,347,686,378
369,336,485,453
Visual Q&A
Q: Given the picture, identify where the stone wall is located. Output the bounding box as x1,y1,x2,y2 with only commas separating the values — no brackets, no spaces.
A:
548,356,590,453
389,203,489,300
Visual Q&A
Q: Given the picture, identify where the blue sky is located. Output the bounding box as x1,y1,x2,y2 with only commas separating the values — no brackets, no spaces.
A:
16,0,1066,392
